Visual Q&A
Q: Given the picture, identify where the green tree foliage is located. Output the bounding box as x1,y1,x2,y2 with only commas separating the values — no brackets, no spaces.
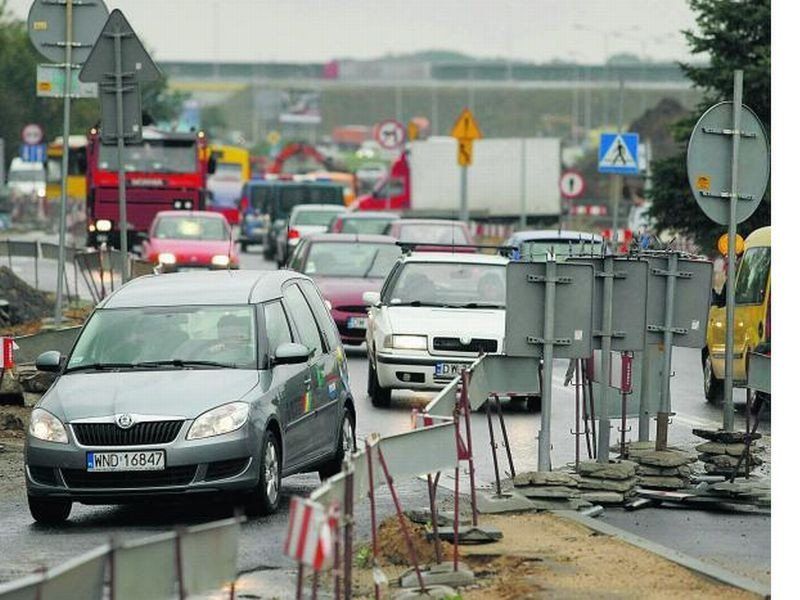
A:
647,0,770,251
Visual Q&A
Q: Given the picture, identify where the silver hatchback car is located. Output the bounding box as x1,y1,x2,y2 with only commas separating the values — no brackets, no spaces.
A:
25,270,356,523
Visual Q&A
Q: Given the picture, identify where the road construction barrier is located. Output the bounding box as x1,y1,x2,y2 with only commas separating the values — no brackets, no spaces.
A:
0,517,241,600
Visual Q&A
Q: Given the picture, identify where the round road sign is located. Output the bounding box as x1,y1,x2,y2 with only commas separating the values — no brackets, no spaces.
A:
375,119,406,150
21,123,44,145
560,170,585,199
27,0,109,64
686,101,770,226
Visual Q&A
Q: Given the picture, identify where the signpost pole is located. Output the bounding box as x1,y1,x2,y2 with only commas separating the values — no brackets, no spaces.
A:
54,0,74,325
723,70,743,432
655,253,678,451
459,164,468,223
537,257,556,472
518,138,526,229
596,255,614,462
113,26,129,283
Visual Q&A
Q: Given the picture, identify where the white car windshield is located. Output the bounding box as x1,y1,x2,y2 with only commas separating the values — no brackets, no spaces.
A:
305,242,401,278
384,262,506,308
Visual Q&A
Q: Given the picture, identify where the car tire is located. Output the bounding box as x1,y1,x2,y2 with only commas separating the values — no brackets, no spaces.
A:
247,429,282,516
703,351,723,403
318,408,356,481
525,395,542,413
368,360,391,408
28,495,71,524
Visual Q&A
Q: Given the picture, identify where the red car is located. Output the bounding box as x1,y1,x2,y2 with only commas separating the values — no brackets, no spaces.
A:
385,219,476,252
142,211,240,272
285,233,402,345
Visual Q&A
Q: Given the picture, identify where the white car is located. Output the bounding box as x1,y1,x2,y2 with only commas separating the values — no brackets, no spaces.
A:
363,252,509,407
276,204,346,267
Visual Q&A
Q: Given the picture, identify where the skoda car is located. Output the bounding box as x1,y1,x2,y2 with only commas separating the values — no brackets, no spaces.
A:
25,271,355,523
364,252,508,407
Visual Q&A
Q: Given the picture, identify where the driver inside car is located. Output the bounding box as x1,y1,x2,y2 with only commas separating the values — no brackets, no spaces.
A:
208,314,254,364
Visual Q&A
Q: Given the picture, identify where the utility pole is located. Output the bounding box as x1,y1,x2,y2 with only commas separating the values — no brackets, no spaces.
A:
610,79,624,250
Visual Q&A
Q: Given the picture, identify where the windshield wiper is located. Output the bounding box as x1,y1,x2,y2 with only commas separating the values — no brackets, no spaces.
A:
65,362,140,373
362,250,380,278
460,302,505,309
134,359,235,369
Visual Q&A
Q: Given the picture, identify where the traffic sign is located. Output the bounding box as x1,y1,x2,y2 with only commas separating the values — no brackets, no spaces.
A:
450,108,482,141
686,101,769,226
457,140,473,167
407,120,419,142
37,64,98,98
20,144,46,163
27,0,109,64
267,130,281,146
560,170,585,199
375,119,405,150
21,124,44,145
598,133,639,175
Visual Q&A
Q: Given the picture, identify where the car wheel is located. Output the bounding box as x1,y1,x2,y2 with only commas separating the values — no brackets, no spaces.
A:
247,429,281,515
318,408,356,481
703,351,723,403
525,395,542,413
368,360,391,408
28,495,71,524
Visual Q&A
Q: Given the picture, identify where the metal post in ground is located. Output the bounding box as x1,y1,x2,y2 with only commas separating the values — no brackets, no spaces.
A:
343,469,354,600
486,398,504,497
495,395,516,479
619,352,633,459
427,473,443,564
175,528,186,600
365,440,381,600
596,255,615,463
295,562,304,600
459,369,479,526
585,358,598,457
638,345,652,442
572,361,582,468
656,253,678,451
538,257,557,471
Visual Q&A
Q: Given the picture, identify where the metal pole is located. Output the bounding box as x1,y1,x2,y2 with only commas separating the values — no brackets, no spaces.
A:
597,256,614,462
518,139,526,229
365,442,380,600
113,29,129,282
495,396,516,479
343,470,353,600
538,257,556,471
638,344,652,442
486,399,503,497
55,0,74,325
459,370,479,527
610,79,624,251
656,253,678,451
459,165,468,223
723,70,743,432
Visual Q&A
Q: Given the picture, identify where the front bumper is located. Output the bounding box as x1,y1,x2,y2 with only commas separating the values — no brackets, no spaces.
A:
375,351,477,390
25,420,260,502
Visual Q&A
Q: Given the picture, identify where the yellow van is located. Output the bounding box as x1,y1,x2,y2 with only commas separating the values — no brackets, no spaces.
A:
703,226,771,401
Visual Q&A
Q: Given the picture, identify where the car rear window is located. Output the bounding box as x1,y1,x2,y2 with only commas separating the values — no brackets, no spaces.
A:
398,224,468,245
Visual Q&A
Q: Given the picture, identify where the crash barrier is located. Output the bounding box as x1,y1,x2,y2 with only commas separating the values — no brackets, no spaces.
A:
0,516,241,600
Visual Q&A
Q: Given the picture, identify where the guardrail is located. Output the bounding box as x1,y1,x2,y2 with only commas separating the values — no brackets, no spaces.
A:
0,516,242,600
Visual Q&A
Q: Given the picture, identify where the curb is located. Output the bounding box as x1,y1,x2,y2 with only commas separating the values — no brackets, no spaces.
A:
554,511,770,598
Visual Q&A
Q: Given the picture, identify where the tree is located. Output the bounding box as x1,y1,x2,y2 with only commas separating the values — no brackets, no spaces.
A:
647,0,770,252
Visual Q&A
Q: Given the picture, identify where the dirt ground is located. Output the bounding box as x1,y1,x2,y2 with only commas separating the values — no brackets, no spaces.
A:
0,406,28,497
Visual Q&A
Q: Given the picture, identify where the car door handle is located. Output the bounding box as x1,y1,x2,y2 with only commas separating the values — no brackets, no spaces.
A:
303,378,311,387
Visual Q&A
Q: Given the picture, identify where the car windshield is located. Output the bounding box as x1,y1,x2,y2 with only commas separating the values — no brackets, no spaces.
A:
398,224,468,245
341,217,395,235
66,305,257,370
305,242,401,278
154,216,228,241
385,262,506,307
294,210,343,226
734,246,770,304
99,139,197,173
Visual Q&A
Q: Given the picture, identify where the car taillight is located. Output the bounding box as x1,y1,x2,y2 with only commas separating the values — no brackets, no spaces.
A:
239,197,249,212
288,228,300,240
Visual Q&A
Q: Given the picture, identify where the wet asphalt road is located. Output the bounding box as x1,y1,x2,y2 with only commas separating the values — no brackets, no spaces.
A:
0,236,770,586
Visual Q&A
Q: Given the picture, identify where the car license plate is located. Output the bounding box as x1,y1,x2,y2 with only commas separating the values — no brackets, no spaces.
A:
87,450,165,472
435,362,465,378
347,317,368,330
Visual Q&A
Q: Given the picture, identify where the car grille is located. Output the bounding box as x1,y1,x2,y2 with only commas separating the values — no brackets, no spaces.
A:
72,421,184,447
337,305,368,314
205,458,250,481
29,466,59,486
62,465,197,489
432,337,498,353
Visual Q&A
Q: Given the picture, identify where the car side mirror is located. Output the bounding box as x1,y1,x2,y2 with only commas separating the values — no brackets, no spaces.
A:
36,351,63,373
272,342,311,366
207,155,217,175
362,291,380,306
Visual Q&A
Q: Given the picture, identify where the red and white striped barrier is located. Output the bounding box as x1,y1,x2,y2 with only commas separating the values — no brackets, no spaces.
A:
570,205,608,216
284,497,337,572
468,222,515,239
0,338,17,369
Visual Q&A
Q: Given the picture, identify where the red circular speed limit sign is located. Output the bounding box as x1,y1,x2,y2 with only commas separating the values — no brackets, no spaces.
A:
560,170,585,199
375,119,406,150
21,123,44,145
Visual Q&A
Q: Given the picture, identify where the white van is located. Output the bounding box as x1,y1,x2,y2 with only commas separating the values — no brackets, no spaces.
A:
7,158,46,199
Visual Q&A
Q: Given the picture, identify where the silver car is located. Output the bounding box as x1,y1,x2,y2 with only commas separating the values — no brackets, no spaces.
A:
25,270,356,523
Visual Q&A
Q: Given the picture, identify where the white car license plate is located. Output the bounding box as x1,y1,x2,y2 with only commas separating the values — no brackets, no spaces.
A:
347,317,368,330
435,362,465,378
87,450,165,472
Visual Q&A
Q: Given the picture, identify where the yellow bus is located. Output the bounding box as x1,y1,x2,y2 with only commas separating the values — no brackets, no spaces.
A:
207,144,251,223
46,135,88,204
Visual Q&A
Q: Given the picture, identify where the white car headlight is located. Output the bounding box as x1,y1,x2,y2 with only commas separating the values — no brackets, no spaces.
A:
158,252,177,265
211,254,230,267
29,409,68,444
187,402,249,440
392,335,427,350
95,219,113,232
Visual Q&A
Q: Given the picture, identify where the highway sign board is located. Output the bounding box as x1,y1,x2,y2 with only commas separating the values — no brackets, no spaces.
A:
37,64,98,98
21,124,44,145
27,0,109,64
450,108,482,141
686,101,769,226
598,133,639,175
560,170,585,199
375,120,405,150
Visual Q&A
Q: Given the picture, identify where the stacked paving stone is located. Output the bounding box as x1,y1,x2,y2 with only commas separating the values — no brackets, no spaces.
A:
692,429,764,476
574,460,638,504
626,442,696,490
512,471,592,511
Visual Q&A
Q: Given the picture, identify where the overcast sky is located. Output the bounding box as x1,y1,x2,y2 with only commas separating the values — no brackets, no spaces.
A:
8,0,700,64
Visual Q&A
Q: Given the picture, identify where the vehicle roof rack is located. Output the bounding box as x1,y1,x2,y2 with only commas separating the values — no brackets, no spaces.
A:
396,241,517,257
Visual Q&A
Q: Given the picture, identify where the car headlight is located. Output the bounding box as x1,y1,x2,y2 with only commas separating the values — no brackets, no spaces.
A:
29,409,68,444
211,254,230,267
158,252,176,265
186,402,249,440
391,335,427,350
95,219,112,232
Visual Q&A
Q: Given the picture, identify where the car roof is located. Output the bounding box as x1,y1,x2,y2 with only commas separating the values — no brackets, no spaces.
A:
342,211,400,219
245,179,340,188
304,233,398,244
291,204,347,212
401,252,508,265
509,229,603,242
395,219,468,227
99,270,305,309
153,210,227,220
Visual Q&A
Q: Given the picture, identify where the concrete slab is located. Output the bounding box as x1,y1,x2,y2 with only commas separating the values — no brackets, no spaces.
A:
577,460,638,480
399,563,476,588
475,490,536,513
517,485,580,499
577,477,637,492
692,428,761,444
636,450,696,468
393,584,458,599
434,525,504,543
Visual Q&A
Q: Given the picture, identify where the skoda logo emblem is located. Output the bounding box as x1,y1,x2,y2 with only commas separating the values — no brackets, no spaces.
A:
459,336,472,346
116,414,134,429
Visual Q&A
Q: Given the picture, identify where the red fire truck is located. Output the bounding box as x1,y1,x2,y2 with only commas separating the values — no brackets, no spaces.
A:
85,127,214,248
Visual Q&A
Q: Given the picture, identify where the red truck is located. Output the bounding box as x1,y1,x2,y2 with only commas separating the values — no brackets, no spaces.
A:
85,127,214,248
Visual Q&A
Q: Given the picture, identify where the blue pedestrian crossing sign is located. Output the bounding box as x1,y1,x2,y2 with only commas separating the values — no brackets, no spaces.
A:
598,133,639,175
19,144,46,163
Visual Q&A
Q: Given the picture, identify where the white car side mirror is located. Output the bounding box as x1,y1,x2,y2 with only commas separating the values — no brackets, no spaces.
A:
362,291,380,306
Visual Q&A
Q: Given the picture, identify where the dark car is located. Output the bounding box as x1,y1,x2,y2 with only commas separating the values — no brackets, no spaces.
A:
328,211,401,235
286,233,402,345
385,219,475,251
25,270,355,523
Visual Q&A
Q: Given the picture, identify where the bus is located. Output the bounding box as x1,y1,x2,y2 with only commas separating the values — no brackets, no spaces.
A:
207,144,250,224
46,135,88,205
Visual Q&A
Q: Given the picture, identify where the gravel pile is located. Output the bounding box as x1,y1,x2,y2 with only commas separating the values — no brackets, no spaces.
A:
0,267,54,325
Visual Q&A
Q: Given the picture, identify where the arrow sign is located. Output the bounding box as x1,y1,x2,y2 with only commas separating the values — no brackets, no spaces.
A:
79,10,161,84
450,108,482,141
